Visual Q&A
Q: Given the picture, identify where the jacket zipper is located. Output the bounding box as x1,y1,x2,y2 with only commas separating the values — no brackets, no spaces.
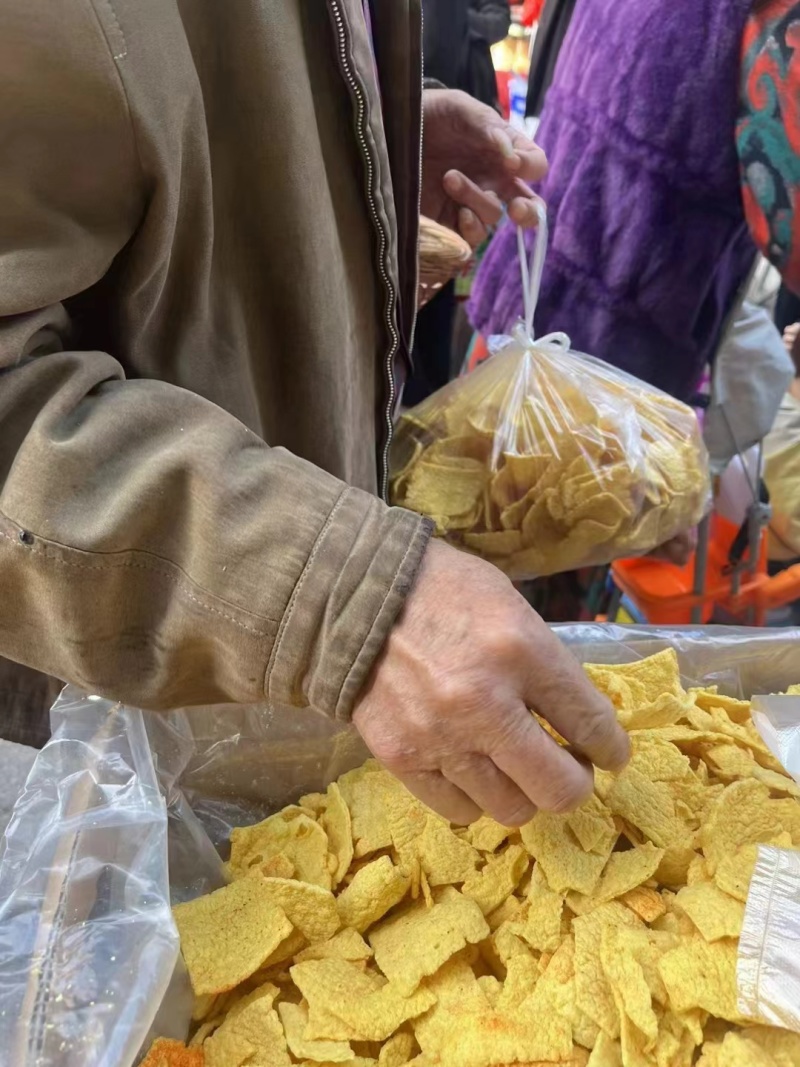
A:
329,0,401,502
409,2,424,358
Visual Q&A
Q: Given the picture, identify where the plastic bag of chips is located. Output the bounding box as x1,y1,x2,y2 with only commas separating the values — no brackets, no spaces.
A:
392,214,711,579
3,626,799,1066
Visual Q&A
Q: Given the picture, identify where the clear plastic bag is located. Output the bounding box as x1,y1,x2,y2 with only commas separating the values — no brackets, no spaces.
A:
0,626,797,1065
392,213,711,579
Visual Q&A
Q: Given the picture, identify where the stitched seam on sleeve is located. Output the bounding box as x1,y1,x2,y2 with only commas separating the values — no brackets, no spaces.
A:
265,487,350,697
98,0,127,59
86,0,147,191
0,530,273,638
332,516,420,716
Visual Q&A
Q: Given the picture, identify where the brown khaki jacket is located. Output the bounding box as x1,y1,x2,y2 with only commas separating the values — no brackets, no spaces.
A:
0,0,431,742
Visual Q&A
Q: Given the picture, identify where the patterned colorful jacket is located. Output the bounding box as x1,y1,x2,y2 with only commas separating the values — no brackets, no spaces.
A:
468,0,759,402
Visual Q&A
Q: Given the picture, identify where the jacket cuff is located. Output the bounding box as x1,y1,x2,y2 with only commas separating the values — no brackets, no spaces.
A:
266,487,433,720
423,78,447,91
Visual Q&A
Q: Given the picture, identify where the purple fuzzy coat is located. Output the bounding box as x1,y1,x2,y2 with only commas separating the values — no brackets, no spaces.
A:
468,0,757,401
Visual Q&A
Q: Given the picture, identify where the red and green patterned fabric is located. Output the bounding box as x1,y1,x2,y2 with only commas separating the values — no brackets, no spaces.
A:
738,0,800,293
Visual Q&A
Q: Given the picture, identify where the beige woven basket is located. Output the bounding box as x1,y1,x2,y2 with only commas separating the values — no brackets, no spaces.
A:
417,216,473,307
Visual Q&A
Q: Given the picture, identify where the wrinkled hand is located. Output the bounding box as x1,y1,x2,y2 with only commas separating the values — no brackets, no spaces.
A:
783,322,800,355
353,539,629,826
648,528,697,567
422,88,547,248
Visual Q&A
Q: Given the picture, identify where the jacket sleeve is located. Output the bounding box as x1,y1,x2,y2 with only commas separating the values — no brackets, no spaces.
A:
0,1,431,718
468,0,511,45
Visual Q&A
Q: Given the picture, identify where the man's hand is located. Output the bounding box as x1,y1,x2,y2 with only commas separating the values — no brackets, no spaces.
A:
648,528,697,567
353,540,630,826
422,89,547,247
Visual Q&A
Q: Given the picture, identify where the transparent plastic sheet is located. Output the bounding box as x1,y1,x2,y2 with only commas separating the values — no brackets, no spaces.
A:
736,692,800,1031
391,213,711,579
0,626,797,1065
0,691,189,1067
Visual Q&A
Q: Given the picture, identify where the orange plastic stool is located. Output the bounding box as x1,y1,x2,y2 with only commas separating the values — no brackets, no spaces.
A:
610,514,800,626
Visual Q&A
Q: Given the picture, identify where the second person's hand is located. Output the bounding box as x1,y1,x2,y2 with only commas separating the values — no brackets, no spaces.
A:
352,539,630,827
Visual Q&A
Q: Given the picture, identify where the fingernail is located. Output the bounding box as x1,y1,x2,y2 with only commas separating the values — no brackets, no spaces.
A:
497,132,515,157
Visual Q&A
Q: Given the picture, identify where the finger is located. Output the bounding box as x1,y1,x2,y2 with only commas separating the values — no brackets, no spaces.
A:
443,169,505,230
458,207,489,249
399,769,482,825
505,129,548,182
441,752,537,827
520,623,631,772
507,195,541,228
489,709,595,813
489,127,522,172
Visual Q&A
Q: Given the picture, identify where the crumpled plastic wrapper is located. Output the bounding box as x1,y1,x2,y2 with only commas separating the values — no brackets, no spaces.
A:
0,625,797,1066
737,693,800,1031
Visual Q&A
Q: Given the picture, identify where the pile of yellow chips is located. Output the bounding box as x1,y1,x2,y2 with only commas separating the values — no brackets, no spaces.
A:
145,650,800,1067
390,336,710,579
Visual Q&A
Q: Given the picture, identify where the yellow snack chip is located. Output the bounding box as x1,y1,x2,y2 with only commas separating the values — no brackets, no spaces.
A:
465,815,513,853
486,894,525,932
585,650,684,704
606,767,691,850
567,796,618,855
377,1032,416,1067
257,928,308,972
173,878,293,995
584,664,649,714
461,844,528,915
573,902,641,1038
713,850,758,907
693,688,752,724
521,865,564,952
737,1025,800,1066
709,1031,779,1067
203,1028,256,1067
588,842,665,907
321,783,355,889
600,925,659,1046
700,779,800,872
674,882,745,942
368,887,489,995
338,761,405,857
658,938,743,1022
336,856,410,934
494,952,540,1011
619,886,667,923
140,1038,205,1067
230,808,332,889
259,854,296,881
415,989,573,1067
278,1000,353,1063
653,846,699,889
170,646,800,1067
250,877,340,943
205,984,291,1067
586,1032,623,1066
487,919,531,972
390,802,481,887
295,927,373,964
404,457,487,524
521,812,615,895
290,958,435,1042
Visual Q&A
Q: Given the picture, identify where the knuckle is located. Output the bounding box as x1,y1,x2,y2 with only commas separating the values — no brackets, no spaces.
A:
434,674,473,712
571,702,617,751
544,773,594,814
366,737,419,776
483,623,524,662
492,798,537,828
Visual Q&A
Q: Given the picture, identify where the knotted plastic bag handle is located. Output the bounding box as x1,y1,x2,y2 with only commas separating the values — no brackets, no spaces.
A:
516,201,570,349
